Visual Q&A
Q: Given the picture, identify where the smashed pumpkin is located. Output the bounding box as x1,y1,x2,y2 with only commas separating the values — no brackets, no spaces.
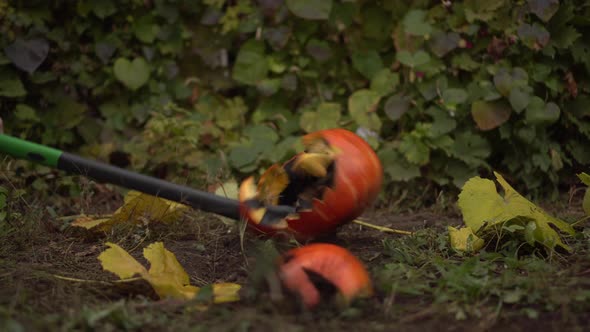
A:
238,129,383,239
278,243,372,308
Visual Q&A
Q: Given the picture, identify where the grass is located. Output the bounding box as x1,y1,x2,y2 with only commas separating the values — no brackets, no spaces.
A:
0,168,589,331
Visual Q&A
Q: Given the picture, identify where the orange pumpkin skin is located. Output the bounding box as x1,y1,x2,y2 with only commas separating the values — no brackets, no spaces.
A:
278,243,372,308
239,129,383,240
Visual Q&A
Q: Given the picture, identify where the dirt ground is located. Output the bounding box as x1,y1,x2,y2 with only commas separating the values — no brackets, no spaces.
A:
0,185,589,332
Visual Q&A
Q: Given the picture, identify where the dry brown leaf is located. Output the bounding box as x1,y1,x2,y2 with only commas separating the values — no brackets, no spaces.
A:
71,191,189,231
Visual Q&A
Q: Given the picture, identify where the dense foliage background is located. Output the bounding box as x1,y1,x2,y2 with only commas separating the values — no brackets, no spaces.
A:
1,0,589,200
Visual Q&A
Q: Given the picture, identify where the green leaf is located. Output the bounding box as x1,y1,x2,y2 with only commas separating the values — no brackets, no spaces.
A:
29,72,56,86
264,26,291,50
134,15,160,43
577,173,590,186
378,149,421,182
113,57,151,91
517,23,550,50
351,50,384,80
471,100,512,131
452,53,480,71
418,77,448,101
14,104,39,122
217,98,248,130
567,140,590,164
458,172,575,251
464,1,505,22
402,10,432,36
232,40,268,85
4,38,49,74
508,88,531,113
383,94,410,121
305,39,332,62
427,107,457,137
348,89,381,131
493,67,528,97
446,159,478,188
551,25,581,49
468,80,502,102
450,132,490,166
442,88,468,105
528,0,559,22
370,69,399,96
245,125,280,159
399,134,430,166
256,78,281,96
268,136,298,163
0,76,26,97
362,5,392,41
286,0,332,20
397,50,430,67
430,32,460,57
51,96,87,129
525,97,560,125
299,103,341,133
92,0,116,19
229,144,258,169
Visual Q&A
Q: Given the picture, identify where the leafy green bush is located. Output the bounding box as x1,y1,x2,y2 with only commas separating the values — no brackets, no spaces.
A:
1,0,589,197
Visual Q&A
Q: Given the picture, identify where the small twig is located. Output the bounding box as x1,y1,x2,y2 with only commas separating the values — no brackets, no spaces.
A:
571,215,590,227
399,306,437,324
52,274,142,284
57,214,113,221
352,219,413,235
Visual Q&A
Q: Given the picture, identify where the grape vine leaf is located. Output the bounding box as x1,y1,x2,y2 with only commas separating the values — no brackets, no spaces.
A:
457,172,575,252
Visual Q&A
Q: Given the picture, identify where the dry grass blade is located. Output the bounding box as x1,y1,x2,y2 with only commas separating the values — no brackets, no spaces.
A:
352,219,413,235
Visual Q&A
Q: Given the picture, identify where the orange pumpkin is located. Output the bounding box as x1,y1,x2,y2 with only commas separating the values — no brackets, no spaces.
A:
278,243,372,308
238,128,383,239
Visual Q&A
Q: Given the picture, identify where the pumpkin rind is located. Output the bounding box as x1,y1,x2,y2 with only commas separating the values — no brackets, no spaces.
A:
239,129,383,239
278,243,372,308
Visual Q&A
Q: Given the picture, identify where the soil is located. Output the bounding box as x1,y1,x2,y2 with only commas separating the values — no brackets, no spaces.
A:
0,187,588,332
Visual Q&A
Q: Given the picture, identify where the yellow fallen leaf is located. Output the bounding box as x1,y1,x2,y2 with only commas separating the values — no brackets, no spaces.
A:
98,242,241,305
212,283,242,303
212,180,242,226
98,242,148,279
71,216,114,230
143,242,199,300
448,226,485,253
71,191,189,231
457,172,575,252
115,191,188,224
214,180,239,200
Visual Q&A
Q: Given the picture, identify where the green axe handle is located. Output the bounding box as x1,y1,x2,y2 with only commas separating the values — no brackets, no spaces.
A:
0,134,294,223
